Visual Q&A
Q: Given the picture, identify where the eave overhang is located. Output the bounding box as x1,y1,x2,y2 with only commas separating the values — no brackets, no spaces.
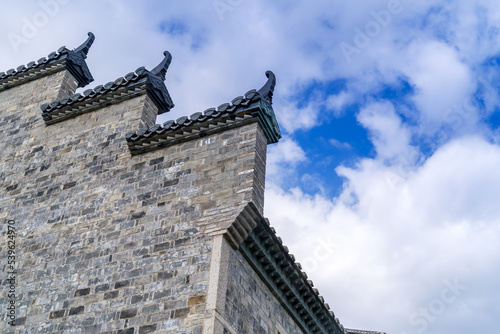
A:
0,32,95,92
40,51,174,125
227,203,347,334
125,71,282,155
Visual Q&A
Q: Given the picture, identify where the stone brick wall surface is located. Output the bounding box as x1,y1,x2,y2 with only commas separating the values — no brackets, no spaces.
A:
0,69,268,333
224,246,303,334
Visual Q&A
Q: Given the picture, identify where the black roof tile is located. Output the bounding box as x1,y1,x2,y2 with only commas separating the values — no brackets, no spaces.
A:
234,204,347,334
41,52,175,125
126,71,281,155
0,32,95,91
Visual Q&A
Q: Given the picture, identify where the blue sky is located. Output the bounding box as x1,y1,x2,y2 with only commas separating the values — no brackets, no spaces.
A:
2,1,500,333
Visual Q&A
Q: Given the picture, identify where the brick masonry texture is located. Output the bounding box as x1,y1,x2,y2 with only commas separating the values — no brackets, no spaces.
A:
0,67,270,333
224,246,303,334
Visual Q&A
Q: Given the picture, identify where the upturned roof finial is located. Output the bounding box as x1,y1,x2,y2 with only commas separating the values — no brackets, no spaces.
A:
73,32,95,59
257,70,276,104
151,51,172,81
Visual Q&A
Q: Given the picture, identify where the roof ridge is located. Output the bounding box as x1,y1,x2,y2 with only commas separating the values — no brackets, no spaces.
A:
0,46,70,82
150,51,172,81
41,52,175,124
156,70,277,128
41,66,150,114
73,32,95,59
0,32,95,89
129,87,259,136
125,71,281,154
257,70,276,104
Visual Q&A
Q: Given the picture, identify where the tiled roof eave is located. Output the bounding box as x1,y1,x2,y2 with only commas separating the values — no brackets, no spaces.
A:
127,106,260,155
236,206,347,334
125,71,281,155
42,77,149,125
0,56,68,93
40,51,175,125
0,33,95,91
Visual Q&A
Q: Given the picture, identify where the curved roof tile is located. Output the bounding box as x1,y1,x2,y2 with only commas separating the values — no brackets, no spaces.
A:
41,52,175,125
126,71,281,155
0,32,95,91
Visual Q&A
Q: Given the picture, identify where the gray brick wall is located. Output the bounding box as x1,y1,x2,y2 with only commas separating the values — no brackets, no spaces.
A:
224,246,304,334
0,68,270,333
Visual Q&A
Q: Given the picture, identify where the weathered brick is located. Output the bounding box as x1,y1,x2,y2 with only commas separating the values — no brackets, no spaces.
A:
158,270,176,280
63,181,77,189
120,308,138,319
95,284,110,293
131,293,149,304
154,289,171,300
162,178,179,187
75,288,90,297
173,307,190,318
131,211,146,220
49,310,65,319
149,157,164,165
115,280,130,289
117,328,135,334
69,306,84,315
188,295,206,306
139,324,157,334
153,241,171,252
104,290,119,300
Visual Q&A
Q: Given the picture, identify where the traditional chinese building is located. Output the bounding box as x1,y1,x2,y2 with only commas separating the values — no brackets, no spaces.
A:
0,33,384,334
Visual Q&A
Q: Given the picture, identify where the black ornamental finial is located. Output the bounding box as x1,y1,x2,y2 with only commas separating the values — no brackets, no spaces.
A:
73,32,95,59
151,51,172,81
257,70,276,104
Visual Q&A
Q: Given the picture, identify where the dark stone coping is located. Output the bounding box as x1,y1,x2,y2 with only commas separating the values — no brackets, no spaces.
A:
40,67,172,125
345,330,386,334
125,71,281,155
0,32,95,92
40,51,175,125
233,203,347,334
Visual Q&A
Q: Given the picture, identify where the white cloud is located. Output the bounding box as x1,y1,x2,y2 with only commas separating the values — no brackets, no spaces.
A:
357,100,417,162
326,91,354,117
2,1,500,333
266,137,307,182
265,136,500,333
274,98,322,133
400,40,477,134
329,138,353,150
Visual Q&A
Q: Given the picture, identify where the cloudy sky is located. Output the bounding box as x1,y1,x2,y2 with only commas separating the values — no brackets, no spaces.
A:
2,1,500,333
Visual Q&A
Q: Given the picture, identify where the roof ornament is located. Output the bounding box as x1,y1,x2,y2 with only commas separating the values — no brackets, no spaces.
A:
141,51,174,113
257,70,276,104
0,32,96,90
73,32,95,59
63,32,95,87
256,71,281,143
151,51,172,81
